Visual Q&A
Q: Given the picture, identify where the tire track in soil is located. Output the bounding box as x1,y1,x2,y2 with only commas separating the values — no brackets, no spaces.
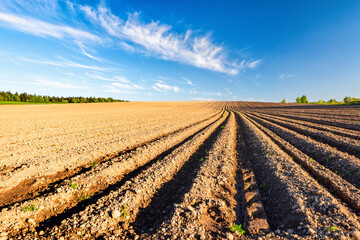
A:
131,112,234,240
0,111,221,209
248,112,360,159
18,111,229,239
128,112,232,238
245,113,360,191
237,113,360,239
1,111,224,236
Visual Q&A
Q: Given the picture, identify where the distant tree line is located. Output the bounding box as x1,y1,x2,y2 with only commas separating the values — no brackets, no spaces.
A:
280,95,360,105
0,91,128,103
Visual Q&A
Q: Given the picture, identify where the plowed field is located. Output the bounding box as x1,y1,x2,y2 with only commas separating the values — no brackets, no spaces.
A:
1,102,360,239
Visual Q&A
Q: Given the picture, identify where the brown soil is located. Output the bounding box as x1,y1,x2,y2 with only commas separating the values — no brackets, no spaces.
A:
1,102,360,240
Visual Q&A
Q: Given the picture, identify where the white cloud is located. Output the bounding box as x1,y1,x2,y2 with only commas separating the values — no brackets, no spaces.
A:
279,73,295,79
248,60,262,69
85,73,131,83
75,41,102,61
20,57,114,72
202,91,222,97
189,89,200,95
80,4,259,75
0,11,100,42
102,86,135,94
235,59,263,70
35,79,87,89
183,77,194,86
152,81,180,92
224,88,233,95
189,89,222,97
112,82,143,90
192,97,214,101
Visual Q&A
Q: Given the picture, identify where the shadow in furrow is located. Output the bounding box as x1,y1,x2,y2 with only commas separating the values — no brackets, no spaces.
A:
34,113,224,235
233,113,247,226
132,112,230,235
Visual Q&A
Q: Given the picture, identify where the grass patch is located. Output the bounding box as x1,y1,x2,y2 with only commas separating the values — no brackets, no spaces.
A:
70,182,78,189
121,205,128,219
327,226,339,232
91,161,98,168
78,193,93,201
21,204,38,212
229,224,245,234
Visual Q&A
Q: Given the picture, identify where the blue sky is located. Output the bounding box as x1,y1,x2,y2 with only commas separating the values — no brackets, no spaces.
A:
0,0,359,102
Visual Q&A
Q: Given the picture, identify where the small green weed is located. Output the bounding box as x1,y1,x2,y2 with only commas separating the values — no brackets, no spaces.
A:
51,144,56,147
121,205,128,219
70,182,78,189
326,226,338,232
309,158,315,163
346,171,351,176
260,182,266,189
21,204,38,212
334,170,338,175
221,125,225,129
253,140,257,143
78,193,92,201
229,224,245,235
91,161,98,168
200,157,204,162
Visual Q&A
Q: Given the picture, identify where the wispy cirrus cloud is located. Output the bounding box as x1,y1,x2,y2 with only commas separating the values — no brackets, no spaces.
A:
85,73,131,83
112,82,143,90
192,97,214,101
152,81,180,92
80,4,260,75
35,78,87,89
189,89,222,97
183,77,194,86
102,81,143,94
0,11,100,42
279,73,295,79
20,57,114,72
75,41,102,61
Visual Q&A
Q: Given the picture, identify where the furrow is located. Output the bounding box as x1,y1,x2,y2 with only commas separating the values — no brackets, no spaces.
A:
238,113,360,239
139,112,243,240
253,111,360,132
251,111,360,141
248,112,360,159
234,112,270,236
0,111,221,207
17,111,228,239
0,111,225,237
255,109,360,122
0,111,219,190
0,111,217,169
243,113,360,212
245,113,360,190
